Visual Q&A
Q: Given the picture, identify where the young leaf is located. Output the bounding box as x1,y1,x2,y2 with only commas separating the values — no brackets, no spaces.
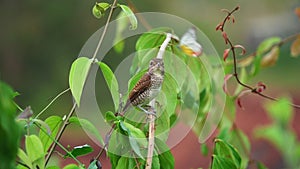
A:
120,121,147,159
17,148,33,169
69,57,92,106
265,97,292,125
211,155,237,169
152,155,160,169
92,2,110,19
291,35,300,57
113,11,128,53
98,62,120,112
25,135,45,169
118,5,137,30
251,37,281,76
69,117,104,145
115,156,132,169
213,139,241,168
105,111,117,122
155,138,174,169
261,47,279,67
64,144,93,158
38,115,63,152
201,143,209,156
136,28,171,51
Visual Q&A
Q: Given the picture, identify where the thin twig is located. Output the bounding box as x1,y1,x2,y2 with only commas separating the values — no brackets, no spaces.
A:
45,103,77,165
35,88,70,119
218,6,300,109
92,0,118,61
36,121,83,166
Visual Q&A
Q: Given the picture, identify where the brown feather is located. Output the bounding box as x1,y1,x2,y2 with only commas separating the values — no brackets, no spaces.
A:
123,72,152,111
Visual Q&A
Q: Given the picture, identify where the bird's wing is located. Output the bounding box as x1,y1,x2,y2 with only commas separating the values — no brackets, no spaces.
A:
129,72,151,103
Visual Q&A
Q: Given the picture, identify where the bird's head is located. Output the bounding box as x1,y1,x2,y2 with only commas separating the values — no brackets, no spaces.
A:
148,58,164,75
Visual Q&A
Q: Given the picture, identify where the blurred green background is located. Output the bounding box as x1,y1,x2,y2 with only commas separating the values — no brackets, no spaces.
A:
1,0,299,113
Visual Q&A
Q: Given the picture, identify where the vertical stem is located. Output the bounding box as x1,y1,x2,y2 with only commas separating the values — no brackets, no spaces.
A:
146,33,172,169
45,103,76,165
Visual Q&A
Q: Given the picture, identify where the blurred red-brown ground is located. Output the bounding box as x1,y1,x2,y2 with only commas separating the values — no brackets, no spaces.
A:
57,94,300,169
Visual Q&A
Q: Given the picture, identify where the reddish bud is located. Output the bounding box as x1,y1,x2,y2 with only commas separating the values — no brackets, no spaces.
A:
223,74,233,95
227,16,231,21
234,45,246,55
223,48,231,61
236,90,252,109
256,82,266,93
232,15,235,23
216,23,223,31
222,32,228,44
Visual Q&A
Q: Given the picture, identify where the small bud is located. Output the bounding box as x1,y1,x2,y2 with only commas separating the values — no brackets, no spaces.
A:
256,82,266,93
236,90,252,109
216,23,223,31
232,15,235,23
235,6,240,11
223,48,231,61
222,32,228,44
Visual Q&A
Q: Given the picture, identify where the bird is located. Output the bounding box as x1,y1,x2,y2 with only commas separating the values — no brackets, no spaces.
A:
119,58,164,116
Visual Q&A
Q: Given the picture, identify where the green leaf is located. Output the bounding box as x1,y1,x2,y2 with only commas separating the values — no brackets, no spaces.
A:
69,57,92,106
257,37,281,56
63,164,80,169
118,4,137,30
152,155,160,169
265,97,292,126
108,151,121,168
46,166,60,169
257,162,268,169
17,148,33,169
69,117,104,145
65,144,93,158
211,155,237,169
155,138,174,169
228,129,250,169
38,116,63,152
92,2,110,19
0,81,22,169
116,156,129,169
136,28,171,51
160,73,178,116
88,160,101,169
105,111,117,122
98,62,120,112
25,135,45,169
120,121,147,159
251,37,281,76
113,11,128,53
201,143,209,156
213,139,241,168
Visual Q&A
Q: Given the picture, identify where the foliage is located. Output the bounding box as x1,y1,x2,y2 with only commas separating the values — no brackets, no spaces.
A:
0,82,22,169
0,1,299,169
